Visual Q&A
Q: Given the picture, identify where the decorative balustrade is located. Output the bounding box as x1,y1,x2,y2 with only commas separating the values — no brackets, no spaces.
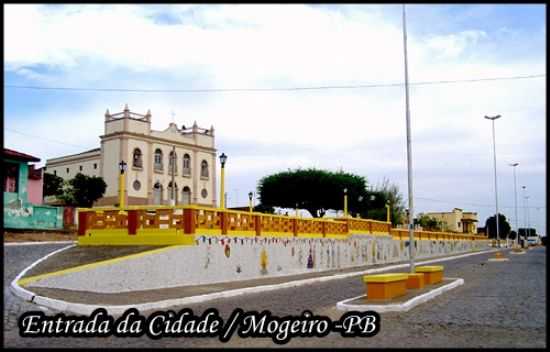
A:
77,205,488,245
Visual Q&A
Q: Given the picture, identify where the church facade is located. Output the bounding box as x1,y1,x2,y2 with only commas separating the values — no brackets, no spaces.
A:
45,105,217,207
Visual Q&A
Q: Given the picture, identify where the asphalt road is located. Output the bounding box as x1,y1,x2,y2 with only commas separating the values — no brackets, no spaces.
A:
3,244,546,348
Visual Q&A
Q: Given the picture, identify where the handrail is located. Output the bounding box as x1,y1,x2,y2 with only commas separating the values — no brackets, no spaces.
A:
78,205,489,241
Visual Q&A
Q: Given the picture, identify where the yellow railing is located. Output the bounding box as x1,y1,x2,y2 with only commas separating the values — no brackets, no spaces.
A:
77,205,488,244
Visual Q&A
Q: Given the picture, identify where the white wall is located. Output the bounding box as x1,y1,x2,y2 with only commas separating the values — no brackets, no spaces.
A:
29,234,489,294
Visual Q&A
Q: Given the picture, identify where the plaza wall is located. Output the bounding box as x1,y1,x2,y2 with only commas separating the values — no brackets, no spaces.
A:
29,233,489,294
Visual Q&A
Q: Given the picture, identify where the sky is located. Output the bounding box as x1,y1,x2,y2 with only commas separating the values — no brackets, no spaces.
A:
4,4,546,235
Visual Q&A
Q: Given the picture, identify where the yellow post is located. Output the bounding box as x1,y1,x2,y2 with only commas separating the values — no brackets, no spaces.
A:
220,165,225,209
386,203,391,223
344,188,348,218
118,160,127,209
249,198,253,212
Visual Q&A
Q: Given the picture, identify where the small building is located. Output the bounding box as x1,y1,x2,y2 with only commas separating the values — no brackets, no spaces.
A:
418,208,478,234
45,105,217,207
3,148,63,230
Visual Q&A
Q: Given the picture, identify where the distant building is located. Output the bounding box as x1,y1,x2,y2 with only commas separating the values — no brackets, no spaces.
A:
3,148,63,230
418,208,478,234
45,105,217,207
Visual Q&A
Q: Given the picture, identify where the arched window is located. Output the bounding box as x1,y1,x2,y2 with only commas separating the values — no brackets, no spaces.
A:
201,160,209,178
154,149,163,171
168,150,177,174
153,182,163,204
183,154,191,176
181,186,191,205
133,148,142,168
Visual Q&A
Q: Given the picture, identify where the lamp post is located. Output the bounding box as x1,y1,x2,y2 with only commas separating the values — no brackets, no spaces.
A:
522,185,527,247
526,195,531,240
510,163,519,246
484,114,501,247
219,153,227,209
295,203,299,217
118,160,127,209
357,195,363,218
248,191,253,213
170,146,176,206
402,4,416,273
343,188,348,218
386,200,391,223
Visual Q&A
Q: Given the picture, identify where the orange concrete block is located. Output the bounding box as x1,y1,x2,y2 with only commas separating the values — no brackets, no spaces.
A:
416,265,444,285
406,273,425,289
363,273,408,300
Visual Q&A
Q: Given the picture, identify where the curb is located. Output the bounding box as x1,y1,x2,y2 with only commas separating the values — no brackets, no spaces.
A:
4,241,76,246
11,248,498,316
9,244,76,303
336,277,464,312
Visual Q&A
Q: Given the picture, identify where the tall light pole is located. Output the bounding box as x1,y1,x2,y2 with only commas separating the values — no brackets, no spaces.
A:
522,185,527,246
402,4,416,272
484,114,501,246
219,153,227,209
170,146,176,206
510,163,519,246
248,191,253,213
526,195,531,239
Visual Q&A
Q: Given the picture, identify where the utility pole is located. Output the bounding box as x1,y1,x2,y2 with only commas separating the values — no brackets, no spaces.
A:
402,4,416,273
510,163,519,246
171,145,176,206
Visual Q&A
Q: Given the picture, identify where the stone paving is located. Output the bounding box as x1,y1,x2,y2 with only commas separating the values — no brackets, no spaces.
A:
4,244,546,348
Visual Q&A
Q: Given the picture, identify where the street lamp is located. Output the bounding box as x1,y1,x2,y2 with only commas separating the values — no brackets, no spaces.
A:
385,200,391,223
402,4,416,273
343,188,348,218
248,191,253,213
526,195,531,240
170,146,176,206
219,153,227,209
357,195,363,218
484,114,501,247
509,162,519,246
118,160,127,208
521,185,527,246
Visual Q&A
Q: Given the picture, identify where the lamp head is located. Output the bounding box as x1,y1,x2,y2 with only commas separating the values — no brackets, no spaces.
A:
248,191,253,200
484,115,501,120
118,160,127,173
219,153,227,167
343,188,348,194
510,162,519,167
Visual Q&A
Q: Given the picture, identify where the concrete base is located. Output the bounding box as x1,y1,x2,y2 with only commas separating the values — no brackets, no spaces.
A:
337,277,464,313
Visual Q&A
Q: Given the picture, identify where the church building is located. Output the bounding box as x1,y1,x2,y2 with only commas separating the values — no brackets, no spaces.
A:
45,105,217,207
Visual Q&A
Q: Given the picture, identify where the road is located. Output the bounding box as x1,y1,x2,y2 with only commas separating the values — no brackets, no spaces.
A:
4,244,546,348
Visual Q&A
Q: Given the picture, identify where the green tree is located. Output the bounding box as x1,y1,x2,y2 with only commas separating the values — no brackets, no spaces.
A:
257,168,369,218
59,173,107,207
484,213,512,239
43,172,64,197
415,214,442,231
369,178,406,226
